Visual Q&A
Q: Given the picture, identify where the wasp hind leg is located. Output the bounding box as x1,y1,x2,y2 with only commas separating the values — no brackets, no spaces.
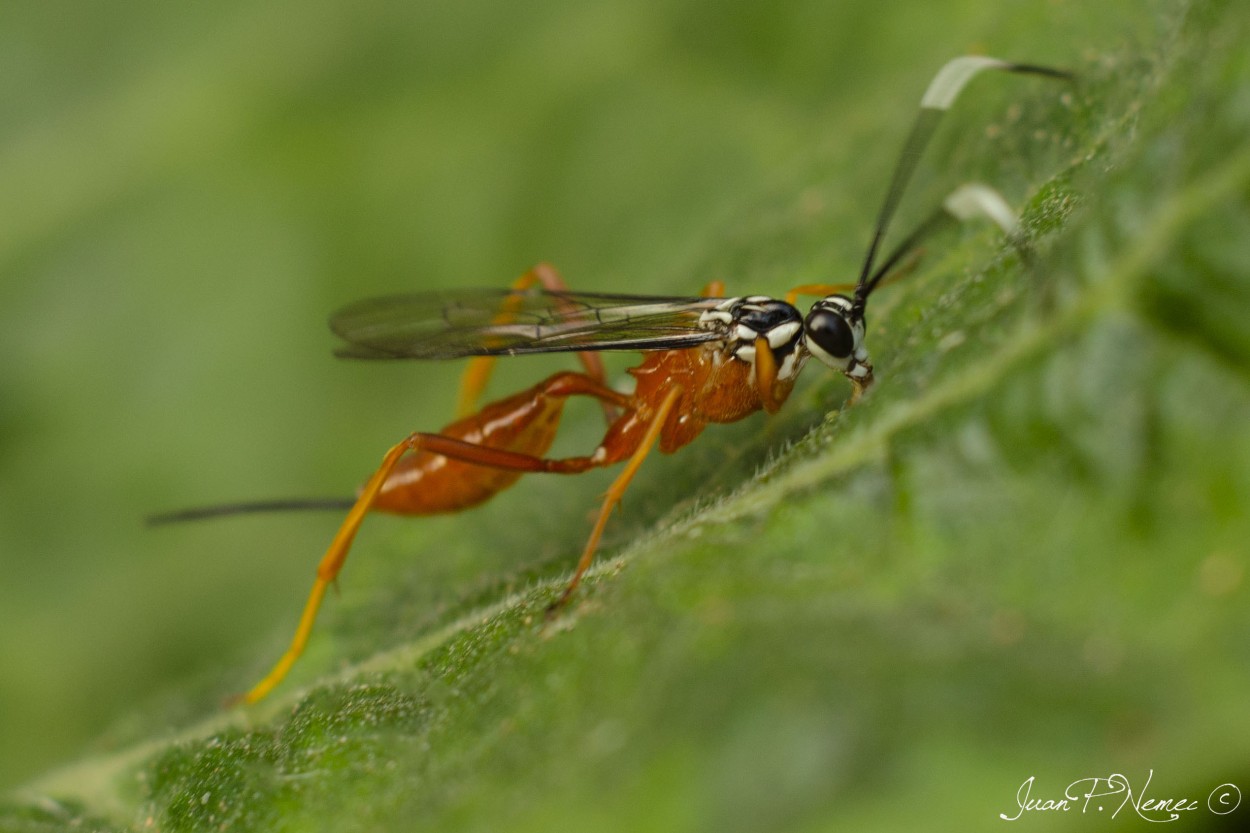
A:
240,372,632,705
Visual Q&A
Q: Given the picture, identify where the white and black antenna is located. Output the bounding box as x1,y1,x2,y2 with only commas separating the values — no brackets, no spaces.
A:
851,57,1073,318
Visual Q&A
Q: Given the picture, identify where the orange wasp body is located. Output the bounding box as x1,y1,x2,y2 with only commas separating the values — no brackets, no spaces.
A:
374,290,792,505
154,57,1070,704
370,339,783,516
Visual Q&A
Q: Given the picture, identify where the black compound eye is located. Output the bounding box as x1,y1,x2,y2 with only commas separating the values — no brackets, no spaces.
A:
805,309,855,359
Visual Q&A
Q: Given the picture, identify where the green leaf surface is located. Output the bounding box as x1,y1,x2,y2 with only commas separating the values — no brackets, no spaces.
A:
4,0,1248,830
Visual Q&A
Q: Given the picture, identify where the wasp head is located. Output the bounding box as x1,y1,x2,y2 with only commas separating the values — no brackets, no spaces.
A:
802,295,873,388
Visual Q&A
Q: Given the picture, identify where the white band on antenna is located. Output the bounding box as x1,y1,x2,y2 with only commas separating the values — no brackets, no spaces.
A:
943,183,1018,235
920,56,1012,110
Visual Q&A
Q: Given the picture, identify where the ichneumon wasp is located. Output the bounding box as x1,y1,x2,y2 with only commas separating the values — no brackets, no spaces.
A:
154,56,1071,704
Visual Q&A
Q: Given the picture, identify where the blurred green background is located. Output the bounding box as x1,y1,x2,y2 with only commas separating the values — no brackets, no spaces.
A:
0,0,898,786
3,0,1249,830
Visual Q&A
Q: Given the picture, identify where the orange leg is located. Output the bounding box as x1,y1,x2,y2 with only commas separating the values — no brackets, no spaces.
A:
784,251,925,306
752,335,783,414
239,437,414,704
547,383,685,613
242,374,636,705
457,263,613,419
784,282,855,306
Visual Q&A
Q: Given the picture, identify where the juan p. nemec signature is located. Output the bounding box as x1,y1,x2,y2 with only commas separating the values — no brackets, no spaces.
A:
1000,771,1241,822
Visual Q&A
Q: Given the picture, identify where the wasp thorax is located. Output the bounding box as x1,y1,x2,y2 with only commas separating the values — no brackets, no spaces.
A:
722,296,803,360
803,295,871,382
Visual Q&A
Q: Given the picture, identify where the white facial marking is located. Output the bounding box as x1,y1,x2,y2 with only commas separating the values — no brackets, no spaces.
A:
767,321,801,349
777,350,807,381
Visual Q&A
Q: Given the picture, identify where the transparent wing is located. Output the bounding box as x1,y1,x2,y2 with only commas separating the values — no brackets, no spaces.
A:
328,288,728,359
